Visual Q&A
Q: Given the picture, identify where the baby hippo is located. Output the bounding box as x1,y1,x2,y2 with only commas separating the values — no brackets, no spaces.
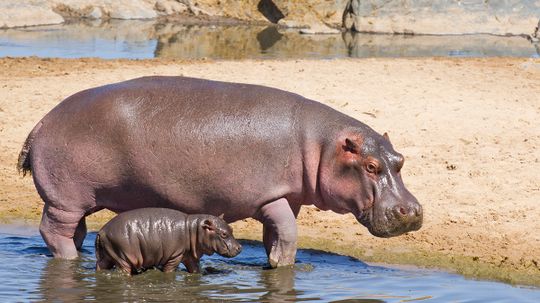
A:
95,208,242,275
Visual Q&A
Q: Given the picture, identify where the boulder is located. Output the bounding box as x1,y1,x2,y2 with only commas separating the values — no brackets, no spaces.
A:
155,0,189,15
343,0,540,37
300,23,341,35
0,1,64,28
52,0,157,20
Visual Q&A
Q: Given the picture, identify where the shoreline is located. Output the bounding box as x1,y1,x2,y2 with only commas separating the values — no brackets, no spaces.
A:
1,56,539,286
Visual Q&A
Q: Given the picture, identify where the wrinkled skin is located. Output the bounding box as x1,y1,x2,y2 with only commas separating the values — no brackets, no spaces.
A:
18,76,423,267
95,208,241,275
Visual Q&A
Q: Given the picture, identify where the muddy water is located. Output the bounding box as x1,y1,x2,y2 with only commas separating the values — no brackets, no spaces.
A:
0,20,538,59
0,225,538,302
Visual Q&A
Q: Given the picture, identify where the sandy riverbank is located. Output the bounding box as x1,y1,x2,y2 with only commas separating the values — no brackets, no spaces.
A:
0,57,539,286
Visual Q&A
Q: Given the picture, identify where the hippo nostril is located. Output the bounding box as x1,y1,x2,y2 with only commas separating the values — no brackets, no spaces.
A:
413,204,423,218
392,205,407,218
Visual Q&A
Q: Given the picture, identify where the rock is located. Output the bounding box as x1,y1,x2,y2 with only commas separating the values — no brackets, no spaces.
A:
278,18,309,28
0,1,64,28
107,1,157,19
86,7,103,19
52,0,157,20
300,23,341,35
155,0,188,15
343,0,540,37
271,0,347,27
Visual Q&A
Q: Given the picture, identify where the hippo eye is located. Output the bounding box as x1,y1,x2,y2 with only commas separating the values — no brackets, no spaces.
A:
366,162,378,174
220,231,228,238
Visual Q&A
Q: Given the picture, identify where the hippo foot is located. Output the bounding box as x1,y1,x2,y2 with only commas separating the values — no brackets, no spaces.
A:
257,198,299,268
267,240,297,268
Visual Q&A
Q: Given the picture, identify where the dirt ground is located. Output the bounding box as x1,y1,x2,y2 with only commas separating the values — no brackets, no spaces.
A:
0,57,539,286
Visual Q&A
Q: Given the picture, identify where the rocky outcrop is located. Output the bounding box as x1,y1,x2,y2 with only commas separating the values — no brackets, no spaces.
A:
0,0,538,38
0,1,64,28
52,0,157,20
343,0,540,37
0,0,345,32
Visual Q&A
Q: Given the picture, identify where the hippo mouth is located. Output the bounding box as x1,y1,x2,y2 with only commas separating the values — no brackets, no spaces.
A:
356,206,422,238
220,240,242,258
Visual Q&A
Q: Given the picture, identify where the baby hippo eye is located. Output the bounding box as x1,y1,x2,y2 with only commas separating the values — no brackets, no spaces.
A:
220,231,228,238
366,162,378,174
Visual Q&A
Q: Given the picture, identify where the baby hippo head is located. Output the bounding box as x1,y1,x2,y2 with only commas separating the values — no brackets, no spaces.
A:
197,215,242,258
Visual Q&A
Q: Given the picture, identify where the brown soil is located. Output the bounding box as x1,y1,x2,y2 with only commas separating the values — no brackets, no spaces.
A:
0,57,539,286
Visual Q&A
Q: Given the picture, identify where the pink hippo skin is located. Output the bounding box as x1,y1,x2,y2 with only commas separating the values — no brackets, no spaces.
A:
17,76,423,267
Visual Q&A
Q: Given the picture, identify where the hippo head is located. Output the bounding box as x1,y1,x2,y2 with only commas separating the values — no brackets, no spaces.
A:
318,130,423,237
195,216,242,258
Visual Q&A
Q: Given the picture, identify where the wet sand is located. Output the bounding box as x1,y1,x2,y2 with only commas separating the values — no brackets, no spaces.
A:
0,57,539,286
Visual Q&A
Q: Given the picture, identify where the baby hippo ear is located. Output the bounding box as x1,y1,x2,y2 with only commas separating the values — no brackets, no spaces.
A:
202,219,215,231
383,132,390,142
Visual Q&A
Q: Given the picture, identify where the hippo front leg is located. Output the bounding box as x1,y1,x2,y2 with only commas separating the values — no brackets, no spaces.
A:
256,198,299,268
182,255,201,273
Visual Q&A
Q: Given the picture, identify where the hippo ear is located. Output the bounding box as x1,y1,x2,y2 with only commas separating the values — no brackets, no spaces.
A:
343,138,360,154
383,132,390,142
341,138,361,165
202,219,215,231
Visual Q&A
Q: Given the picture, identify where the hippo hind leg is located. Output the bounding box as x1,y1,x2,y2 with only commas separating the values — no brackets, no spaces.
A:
39,204,85,259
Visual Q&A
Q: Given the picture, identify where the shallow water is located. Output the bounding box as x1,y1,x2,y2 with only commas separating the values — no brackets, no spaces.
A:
0,225,538,302
0,20,538,59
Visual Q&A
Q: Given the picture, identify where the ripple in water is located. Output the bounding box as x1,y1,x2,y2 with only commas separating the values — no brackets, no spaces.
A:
0,227,538,302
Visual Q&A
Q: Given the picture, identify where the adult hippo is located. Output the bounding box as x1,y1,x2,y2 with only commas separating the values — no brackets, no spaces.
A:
17,76,423,267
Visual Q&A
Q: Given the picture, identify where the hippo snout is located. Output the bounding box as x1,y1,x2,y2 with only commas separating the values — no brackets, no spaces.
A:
231,243,242,256
389,202,423,231
387,202,423,227
359,197,423,238
224,241,242,257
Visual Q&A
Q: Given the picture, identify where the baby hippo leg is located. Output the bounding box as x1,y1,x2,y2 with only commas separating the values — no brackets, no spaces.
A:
162,255,184,273
182,255,201,273
96,253,115,271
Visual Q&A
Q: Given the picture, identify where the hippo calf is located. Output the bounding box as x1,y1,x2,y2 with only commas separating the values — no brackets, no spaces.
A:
95,208,241,274
18,76,422,267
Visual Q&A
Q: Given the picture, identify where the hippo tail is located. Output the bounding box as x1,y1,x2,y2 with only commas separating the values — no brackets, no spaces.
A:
17,122,42,177
17,134,33,177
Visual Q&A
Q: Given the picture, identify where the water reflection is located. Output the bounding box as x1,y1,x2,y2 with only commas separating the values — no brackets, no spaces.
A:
259,267,303,302
38,259,89,302
0,20,538,59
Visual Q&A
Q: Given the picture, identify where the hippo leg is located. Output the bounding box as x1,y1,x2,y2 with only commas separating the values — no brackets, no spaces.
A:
73,218,87,251
39,204,84,259
96,253,114,271
162,255,183,273
182,255,201,273
257,198,298,268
